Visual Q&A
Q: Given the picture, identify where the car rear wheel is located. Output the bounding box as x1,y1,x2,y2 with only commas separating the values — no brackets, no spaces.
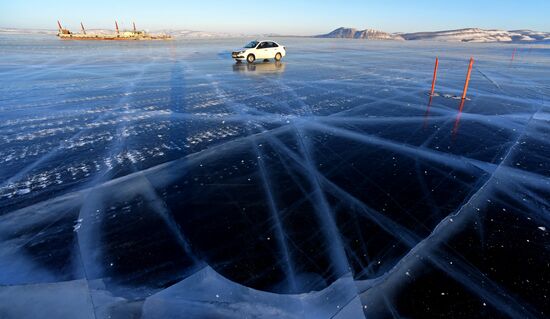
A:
247,54,255,64
275,53,282,61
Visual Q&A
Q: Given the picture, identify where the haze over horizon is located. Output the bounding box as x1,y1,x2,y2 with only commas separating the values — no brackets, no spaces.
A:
1,0,549,35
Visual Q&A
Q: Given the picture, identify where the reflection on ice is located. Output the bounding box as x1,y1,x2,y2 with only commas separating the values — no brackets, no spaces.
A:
0,36,549,318
233,61,286,74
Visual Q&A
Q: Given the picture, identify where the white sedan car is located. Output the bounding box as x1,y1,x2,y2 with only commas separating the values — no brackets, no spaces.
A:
232,40,286,63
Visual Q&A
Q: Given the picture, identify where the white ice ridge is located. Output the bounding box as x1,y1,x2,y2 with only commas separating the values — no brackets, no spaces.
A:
0,266,366,319
142,266,365,319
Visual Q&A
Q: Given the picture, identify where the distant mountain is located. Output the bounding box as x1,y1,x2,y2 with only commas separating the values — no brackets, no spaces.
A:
317,27,403,40
317,27,550,43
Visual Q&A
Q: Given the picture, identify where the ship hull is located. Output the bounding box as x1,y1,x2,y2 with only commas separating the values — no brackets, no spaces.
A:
56,22,171,41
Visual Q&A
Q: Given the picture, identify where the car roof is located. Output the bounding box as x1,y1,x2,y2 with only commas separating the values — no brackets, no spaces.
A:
257,40,279,44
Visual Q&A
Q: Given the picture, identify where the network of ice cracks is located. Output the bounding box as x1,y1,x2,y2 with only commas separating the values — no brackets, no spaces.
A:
0,38,549,318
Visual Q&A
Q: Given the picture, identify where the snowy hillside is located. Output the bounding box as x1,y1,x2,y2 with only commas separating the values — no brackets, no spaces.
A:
0,28,57,35
401,28,550,42
160,30,245,38
318,27,550,43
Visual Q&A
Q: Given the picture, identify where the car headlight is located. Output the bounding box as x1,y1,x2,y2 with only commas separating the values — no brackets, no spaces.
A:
239,51,245,54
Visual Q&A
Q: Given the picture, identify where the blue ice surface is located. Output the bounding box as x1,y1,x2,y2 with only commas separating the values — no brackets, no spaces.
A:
0,35,549,318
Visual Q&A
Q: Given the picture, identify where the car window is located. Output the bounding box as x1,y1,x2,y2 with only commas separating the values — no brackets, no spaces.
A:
270,42,279,48
244,41,258,48
258,42,268,49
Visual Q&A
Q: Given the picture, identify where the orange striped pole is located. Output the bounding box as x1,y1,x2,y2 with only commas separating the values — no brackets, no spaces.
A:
430,57,439,96
461,57,474,100
511,48,517,62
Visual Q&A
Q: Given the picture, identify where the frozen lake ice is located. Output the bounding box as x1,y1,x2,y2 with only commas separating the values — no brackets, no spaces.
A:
0,35,549,318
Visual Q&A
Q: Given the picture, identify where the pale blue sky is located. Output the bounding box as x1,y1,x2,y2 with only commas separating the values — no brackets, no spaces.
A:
1,0,548,34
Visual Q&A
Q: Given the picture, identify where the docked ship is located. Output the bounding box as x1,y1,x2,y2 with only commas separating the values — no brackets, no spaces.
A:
56,21,171,40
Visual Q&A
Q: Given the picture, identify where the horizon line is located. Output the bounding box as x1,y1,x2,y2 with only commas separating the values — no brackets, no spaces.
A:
1,25,549,35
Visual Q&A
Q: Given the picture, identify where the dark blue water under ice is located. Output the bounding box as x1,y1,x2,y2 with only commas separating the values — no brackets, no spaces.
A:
0,35,549,318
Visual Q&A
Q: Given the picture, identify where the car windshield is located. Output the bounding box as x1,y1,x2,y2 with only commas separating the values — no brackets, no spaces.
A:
244,41,259,48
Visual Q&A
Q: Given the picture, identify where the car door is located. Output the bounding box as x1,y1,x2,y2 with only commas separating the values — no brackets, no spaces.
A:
256,42,269,59
268,42,280,58
266,42,279,58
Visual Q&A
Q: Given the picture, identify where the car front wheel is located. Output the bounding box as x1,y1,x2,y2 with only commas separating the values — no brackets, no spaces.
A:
247,54,255,64
274,53,282,61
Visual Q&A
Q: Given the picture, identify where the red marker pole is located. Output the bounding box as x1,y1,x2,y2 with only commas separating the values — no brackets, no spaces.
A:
461,57,474,100
430,57,439,96
452,99,467,137
424,95,433,129
511,48,517,62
